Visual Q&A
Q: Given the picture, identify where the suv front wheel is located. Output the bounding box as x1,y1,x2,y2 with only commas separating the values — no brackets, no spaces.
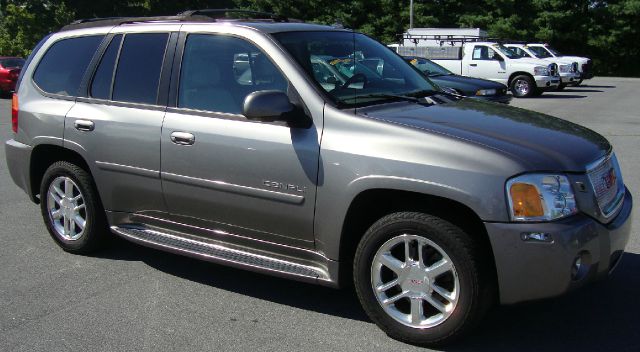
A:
40,161,108,253
353,212,489,346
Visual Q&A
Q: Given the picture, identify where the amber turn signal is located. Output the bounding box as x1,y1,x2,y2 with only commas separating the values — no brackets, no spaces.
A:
509,183,544,218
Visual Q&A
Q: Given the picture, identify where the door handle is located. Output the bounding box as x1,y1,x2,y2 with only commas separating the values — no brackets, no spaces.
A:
469,64,478,67
170,131,195,146
74,119,94,131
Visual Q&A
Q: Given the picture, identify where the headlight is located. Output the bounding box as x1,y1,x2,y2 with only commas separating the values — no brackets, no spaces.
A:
506,174,578,221
559,64,571,73
475,89,497,96
534,66,549,76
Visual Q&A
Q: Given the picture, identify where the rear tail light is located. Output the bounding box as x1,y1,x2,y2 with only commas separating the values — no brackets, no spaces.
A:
11,93,18,133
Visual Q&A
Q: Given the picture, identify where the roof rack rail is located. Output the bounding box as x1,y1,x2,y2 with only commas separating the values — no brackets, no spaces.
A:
178,9,293,22
60,8,296,31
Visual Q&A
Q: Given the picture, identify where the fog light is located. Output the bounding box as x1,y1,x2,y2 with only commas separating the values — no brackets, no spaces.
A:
571,251,591,281
520,232,553,243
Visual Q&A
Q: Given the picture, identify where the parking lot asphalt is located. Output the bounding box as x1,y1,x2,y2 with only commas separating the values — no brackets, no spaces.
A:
1,77,639,352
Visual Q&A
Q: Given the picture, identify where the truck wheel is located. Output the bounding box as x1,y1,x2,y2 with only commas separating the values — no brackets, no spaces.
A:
39,161,109,254
575,79,583,86
353,212,490,346
509,75,535,98
557,83,567,91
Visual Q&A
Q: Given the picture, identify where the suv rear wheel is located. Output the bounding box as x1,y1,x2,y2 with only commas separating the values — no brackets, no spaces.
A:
40,161,108,253
353,212,488,346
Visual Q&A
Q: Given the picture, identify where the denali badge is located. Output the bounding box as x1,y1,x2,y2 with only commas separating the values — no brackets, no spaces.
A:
263,180,307,193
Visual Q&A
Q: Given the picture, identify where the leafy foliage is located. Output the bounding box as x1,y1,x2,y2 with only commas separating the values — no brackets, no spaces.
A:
0,0,638,76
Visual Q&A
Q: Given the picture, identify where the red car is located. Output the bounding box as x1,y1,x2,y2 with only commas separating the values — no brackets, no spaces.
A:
0,57,25,96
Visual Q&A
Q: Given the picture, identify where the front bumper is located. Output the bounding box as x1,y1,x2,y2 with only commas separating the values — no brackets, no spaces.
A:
560,72,580,85
5,139,34,201
534,75,560,89
486,188,633,305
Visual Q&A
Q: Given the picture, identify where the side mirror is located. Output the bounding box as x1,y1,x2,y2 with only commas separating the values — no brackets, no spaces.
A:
326,76,338,84
243,90,311,128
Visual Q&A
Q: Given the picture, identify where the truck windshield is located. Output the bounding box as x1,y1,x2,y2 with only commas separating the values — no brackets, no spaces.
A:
273,31,437,107
527,46,553,58
545,46,562,56
492,45,520,59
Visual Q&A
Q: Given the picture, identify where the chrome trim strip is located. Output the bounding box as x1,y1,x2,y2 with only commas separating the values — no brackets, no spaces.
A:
161,172,305,204
95,161,159,178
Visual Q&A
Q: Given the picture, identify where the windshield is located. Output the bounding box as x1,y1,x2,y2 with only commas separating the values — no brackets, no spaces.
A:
491,45,520,59
0,58,24,68
273,31,437,107
545,46,562,56
406,57,452,76
527,46,553,58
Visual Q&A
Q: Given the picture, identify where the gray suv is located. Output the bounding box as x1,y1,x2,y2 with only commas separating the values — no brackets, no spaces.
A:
4,10,633,346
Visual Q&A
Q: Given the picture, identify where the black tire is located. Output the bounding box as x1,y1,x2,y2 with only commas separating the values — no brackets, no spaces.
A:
353,212,491,346
575,79,583,86
509,74,536,98
556,83,567,91
39,161,109,254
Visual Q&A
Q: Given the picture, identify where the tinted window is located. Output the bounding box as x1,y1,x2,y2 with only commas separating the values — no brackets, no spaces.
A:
179,34,287,114
112,33,168,104
0,58,25,68
91,35,122,99
33,35,104,96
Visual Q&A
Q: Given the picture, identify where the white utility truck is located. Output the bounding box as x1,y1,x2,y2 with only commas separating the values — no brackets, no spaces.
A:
524,43,593,85
504,43,580,90
396,28,561,97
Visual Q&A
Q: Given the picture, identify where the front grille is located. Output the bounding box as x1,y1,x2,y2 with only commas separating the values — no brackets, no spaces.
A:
587,154,624,218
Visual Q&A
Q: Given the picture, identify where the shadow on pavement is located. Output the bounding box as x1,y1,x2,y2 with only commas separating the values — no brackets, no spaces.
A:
535,94,587,99
560,89,603,93
94,237,369,322
95,237,640,352
447,252,640,352
580,85,616,89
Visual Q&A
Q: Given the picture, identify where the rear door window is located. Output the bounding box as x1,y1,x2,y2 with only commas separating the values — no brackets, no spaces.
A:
112,33,168,105
90,35,123,100
33,35,104,96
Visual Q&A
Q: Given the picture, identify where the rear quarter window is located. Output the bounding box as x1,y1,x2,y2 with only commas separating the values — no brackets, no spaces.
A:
32,35,104,96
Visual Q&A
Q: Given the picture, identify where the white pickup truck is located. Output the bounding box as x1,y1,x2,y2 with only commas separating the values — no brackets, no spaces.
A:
426,42,561,97
504,43,581,90
523,43,593,85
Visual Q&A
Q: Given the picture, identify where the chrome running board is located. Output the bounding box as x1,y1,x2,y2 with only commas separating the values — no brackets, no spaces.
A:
111,226,330,283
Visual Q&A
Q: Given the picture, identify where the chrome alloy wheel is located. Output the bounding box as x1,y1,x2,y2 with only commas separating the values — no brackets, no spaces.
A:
371,234,460,329
514,79,531,96
46,176,87,241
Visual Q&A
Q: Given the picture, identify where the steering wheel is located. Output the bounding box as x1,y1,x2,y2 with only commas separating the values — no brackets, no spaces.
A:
340,73,368,90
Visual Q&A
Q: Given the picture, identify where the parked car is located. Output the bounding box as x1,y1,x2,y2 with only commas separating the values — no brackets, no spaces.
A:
404,56,511,103
0,57,25,96
525,43,593,85
504,44,580,90
5,11,632,346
